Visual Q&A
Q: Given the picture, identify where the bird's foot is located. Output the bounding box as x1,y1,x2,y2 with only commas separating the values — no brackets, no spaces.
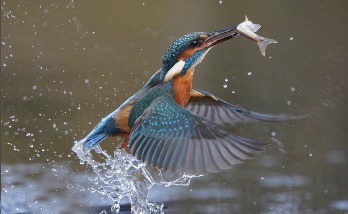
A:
117,133,129,149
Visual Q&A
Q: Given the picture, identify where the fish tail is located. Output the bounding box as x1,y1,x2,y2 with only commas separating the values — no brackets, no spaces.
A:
257,37,277,56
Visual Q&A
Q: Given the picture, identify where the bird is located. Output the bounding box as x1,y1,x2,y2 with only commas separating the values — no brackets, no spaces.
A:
73,24,290,175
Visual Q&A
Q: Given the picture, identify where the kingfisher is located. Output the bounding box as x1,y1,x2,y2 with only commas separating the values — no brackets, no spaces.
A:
73,24,290,174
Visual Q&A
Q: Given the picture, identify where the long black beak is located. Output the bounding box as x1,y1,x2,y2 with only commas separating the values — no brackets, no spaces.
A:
202,25,238,48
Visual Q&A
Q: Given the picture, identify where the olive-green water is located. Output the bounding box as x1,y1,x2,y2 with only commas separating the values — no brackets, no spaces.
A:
1,1,348,213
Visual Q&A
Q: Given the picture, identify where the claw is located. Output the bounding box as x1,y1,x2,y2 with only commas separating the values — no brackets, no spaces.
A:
119,133,129,149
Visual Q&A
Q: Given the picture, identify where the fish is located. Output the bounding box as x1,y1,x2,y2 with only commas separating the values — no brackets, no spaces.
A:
237,15,277,56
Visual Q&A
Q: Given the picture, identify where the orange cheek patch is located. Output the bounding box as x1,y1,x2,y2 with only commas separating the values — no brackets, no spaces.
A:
200,34,208,40
177,35,209,60
177,48,198,61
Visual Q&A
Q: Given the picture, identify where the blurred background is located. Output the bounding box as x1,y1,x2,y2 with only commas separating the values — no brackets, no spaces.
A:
1,0,348,213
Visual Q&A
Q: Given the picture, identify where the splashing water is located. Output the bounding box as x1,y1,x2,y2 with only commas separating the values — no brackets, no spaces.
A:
72,142,200,213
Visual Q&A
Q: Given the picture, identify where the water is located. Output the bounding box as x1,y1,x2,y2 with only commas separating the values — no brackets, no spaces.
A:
2,0,348,213
73,143,201,213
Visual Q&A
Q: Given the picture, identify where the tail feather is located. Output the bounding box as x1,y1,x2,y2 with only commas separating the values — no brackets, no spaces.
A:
73,111,119,152
84,132,109,148
72,132,109,153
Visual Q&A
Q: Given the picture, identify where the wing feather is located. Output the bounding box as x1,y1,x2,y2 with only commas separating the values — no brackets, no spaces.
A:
128,94,267,174
187,88,293,125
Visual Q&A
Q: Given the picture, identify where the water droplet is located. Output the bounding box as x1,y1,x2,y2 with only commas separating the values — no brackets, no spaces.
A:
231,90,236,94
247,71,252,76
287,100,292,105
224,78,228,82
32,85,37,90
271,131,276,137
223,84,227,88
3,63,7,67
290,37,294,40
290,87,295,92
309,153,313,157
219,0,223,4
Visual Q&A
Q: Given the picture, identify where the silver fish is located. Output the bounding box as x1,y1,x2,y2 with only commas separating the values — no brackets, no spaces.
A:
237,15,277,56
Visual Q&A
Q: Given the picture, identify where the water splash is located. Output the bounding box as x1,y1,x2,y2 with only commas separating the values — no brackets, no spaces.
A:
73,142,200,213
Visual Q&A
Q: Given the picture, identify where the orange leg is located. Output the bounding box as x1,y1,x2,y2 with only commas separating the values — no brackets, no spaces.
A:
120,133,129,148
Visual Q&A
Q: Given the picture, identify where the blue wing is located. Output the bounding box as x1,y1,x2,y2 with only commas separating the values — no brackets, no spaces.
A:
128,94,266,174
186,88,293,125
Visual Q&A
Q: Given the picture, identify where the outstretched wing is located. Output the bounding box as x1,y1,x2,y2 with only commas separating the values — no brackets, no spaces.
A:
186,88,292,125
128,94,266,175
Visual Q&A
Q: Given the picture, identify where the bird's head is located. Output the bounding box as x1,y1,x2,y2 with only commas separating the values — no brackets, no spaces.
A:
160,25,238,82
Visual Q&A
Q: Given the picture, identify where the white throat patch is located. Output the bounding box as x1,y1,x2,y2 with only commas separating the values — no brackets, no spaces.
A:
164,60,185,82
193,47,211,68
163,48,212,82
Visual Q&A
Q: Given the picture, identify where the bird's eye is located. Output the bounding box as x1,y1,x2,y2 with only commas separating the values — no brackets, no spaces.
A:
189,39,201,48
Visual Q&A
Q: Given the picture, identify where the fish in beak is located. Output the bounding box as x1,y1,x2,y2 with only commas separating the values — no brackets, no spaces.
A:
237,15,277,56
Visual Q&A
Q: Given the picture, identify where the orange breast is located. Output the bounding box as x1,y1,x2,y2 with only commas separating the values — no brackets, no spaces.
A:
114,104,133,133
172,68,194,107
